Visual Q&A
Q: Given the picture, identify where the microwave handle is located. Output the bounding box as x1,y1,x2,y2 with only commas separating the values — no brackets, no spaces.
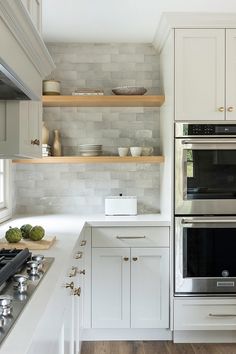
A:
182,139,236,144
181,218,236,224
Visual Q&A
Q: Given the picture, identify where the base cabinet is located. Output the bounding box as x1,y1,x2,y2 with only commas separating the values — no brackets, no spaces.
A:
92,245,169,329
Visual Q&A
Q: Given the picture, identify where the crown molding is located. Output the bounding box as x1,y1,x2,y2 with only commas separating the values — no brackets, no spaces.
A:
0,0,55,78
153,12,236,52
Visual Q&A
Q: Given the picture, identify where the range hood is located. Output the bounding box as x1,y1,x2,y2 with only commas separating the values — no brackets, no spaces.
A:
0,62,33,100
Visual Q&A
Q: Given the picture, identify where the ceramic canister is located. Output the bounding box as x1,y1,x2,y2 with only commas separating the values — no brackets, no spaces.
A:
43,80,61,95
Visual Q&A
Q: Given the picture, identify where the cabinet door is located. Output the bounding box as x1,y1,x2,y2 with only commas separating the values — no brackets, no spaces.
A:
226,29,236,120
175,29,225,121
131,248,169,328
19,101,42,158
92,248,130,328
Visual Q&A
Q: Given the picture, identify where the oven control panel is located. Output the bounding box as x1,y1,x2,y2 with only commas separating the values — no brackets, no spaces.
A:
184,124,236,136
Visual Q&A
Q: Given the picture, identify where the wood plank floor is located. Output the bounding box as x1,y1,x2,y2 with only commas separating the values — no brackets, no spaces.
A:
81,341,236,354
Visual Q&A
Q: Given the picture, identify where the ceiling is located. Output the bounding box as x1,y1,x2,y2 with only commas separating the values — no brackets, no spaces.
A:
42,0,236,43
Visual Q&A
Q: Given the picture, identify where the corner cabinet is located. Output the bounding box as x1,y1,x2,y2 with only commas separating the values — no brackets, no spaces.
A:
175,28,236,121
91,227,170,329
0,101,42,158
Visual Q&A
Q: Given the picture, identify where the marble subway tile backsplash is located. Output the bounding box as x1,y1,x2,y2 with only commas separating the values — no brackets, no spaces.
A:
13,43,161,215
43,107,160,156
13,164,160,215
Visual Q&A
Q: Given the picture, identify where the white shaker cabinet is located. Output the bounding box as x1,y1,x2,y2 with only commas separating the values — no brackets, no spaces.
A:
0,101,42,158
91,227,170,330
92,247,131,328
175,28,236,121
175,29,225,121
131,248,169,328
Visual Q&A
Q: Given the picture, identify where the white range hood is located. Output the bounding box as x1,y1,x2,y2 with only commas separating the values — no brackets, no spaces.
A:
0,0,55,100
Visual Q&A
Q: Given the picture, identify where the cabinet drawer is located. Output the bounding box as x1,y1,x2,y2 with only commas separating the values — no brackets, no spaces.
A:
174,299,236,330
92,227,169,247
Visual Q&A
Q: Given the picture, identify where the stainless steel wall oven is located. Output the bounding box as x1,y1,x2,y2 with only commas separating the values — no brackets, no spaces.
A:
175,122,236,296
175,122,236,215
175,216,236,295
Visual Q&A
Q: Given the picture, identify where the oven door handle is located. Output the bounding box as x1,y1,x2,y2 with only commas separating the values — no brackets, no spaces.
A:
182,139,236,144
181,218,236,224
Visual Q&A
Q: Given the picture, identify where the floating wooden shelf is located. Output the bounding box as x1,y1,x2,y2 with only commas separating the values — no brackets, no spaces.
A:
13,156,164,164
42,95,165,107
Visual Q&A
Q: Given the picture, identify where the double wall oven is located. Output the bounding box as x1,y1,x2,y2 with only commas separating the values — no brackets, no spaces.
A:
175,122,236,295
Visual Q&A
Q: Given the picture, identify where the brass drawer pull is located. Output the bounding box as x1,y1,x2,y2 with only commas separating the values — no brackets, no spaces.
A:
74,251,83,259
79,269,85,275
69,267,77,278
64,281,74,290
132,257,138,262
80,240,87,246
74,287,81,297
123,257,129,261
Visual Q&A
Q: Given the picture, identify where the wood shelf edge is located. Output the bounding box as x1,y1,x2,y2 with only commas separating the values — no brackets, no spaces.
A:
12,156,165,164
42,95,165,107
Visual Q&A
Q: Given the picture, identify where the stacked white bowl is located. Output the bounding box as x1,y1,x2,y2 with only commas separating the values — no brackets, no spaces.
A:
79,144,103,156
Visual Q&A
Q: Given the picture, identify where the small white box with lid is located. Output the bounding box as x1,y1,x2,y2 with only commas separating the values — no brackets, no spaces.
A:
105,195,137,216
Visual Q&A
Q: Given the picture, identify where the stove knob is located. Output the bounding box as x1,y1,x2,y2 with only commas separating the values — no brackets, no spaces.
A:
0,295,13,316
13,274,28,293
32,255,44,271
0,316,6,328
27,260,40,275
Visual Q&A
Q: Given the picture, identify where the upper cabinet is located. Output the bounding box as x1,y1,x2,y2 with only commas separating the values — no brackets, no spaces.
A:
175,28,236,121
0,1,54,158
0,101,42,159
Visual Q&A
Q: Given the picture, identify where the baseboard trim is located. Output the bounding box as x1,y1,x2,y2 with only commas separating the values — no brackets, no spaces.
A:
82,328,172,341
174,330,236,343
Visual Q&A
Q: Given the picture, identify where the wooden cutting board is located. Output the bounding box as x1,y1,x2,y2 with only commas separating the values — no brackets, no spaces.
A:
0,236,56,250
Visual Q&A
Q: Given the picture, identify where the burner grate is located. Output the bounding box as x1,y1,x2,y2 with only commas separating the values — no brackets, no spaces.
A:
0,249,31,287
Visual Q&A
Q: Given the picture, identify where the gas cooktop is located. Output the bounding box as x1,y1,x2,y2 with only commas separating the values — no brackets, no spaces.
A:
0,248,54,346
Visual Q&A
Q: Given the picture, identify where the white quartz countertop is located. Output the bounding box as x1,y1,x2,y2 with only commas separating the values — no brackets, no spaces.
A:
0,213,170,353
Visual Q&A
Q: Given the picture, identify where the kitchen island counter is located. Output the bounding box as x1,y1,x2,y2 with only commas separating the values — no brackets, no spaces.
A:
0,213,170,354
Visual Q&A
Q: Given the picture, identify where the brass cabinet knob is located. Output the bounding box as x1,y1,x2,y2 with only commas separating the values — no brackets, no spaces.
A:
132,257,138,262
74,287,81,297
80,240,87,246
74,251,83,259
228,106,234,112
31,139,40,145
64,281,74,289
123,257,129,261
218,107,224,112
79,269,85,275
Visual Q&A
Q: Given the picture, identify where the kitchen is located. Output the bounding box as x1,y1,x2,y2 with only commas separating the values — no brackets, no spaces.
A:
1,1,236,353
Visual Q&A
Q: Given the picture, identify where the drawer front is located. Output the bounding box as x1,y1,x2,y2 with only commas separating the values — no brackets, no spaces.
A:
92,227,169,247
174,299,236,330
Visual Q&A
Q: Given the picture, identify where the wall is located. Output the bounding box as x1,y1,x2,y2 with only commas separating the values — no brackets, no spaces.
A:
13,43,161,215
